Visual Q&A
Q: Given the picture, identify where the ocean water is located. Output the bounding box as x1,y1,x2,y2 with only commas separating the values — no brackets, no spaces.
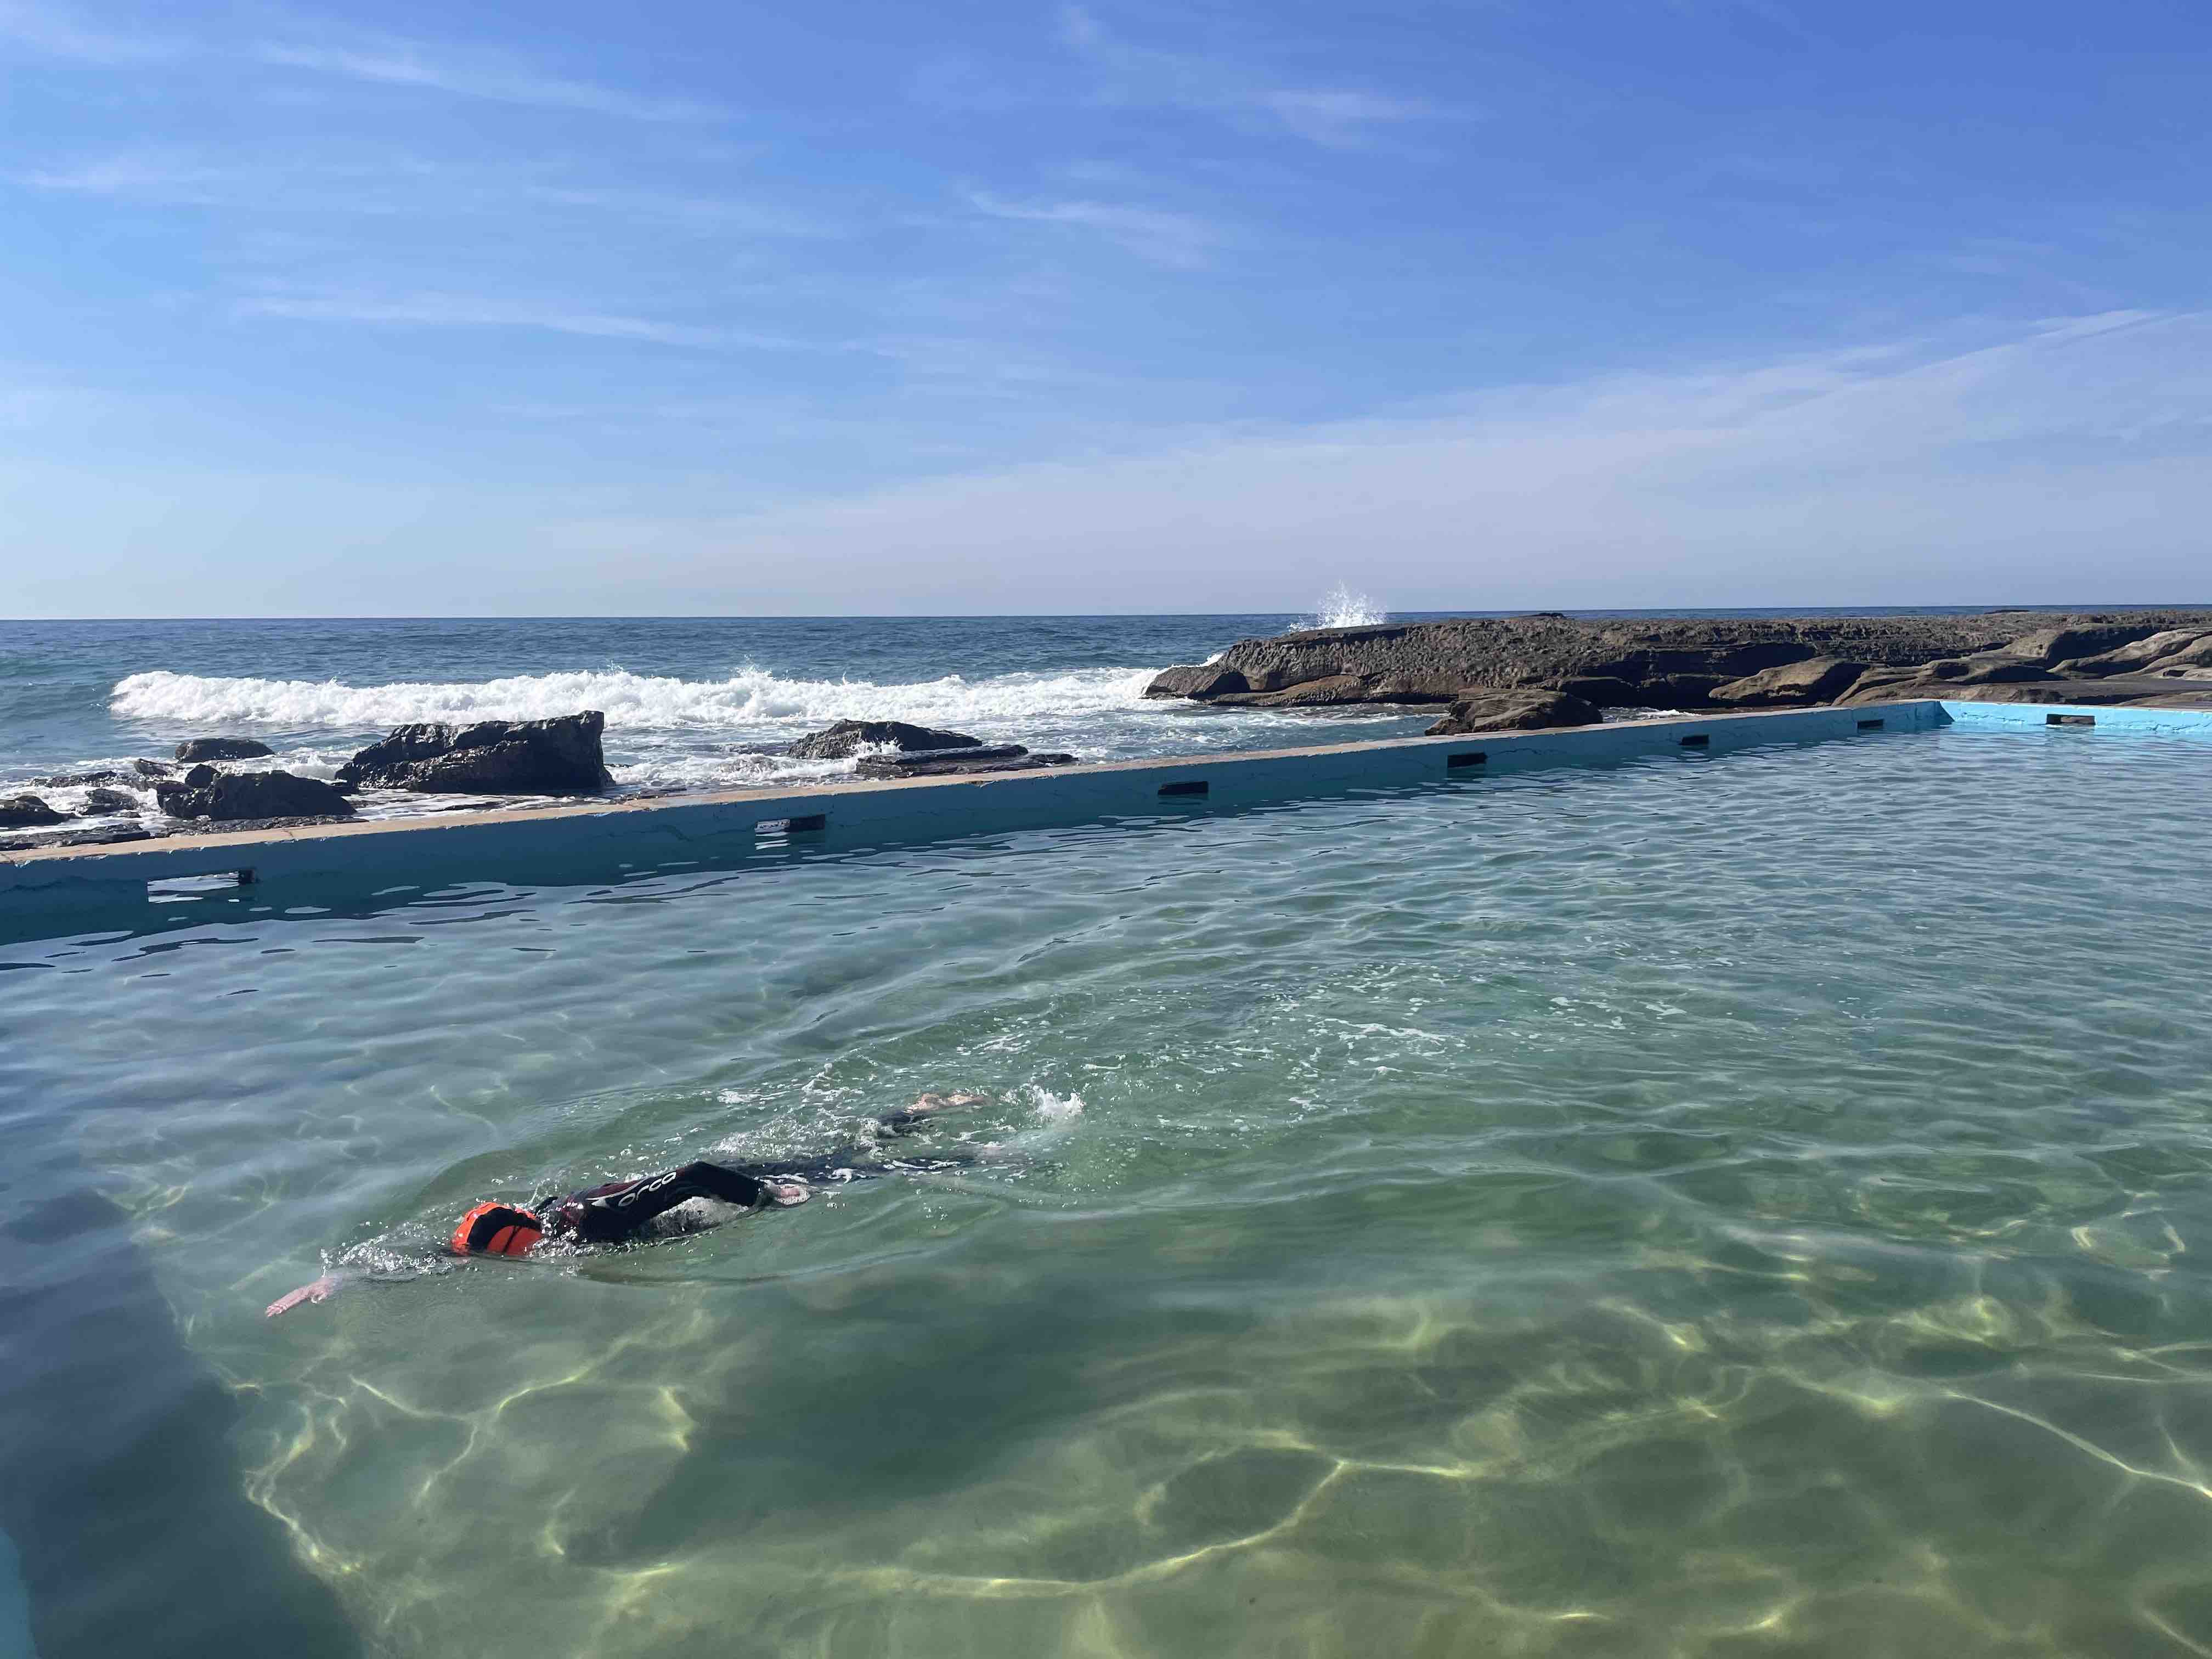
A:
0,607,2145,830
7,725,2212,1656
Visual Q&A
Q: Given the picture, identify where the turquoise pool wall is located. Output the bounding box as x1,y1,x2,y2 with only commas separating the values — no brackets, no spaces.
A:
0,702,1949,912
6,697,2209,921
1937,699,2212,737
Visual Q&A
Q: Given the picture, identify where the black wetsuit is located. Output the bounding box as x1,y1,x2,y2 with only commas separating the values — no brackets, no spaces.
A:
542,1108,967,1245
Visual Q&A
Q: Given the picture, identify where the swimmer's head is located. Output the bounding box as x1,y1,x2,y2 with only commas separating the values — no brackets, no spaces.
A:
450,1202,544,1258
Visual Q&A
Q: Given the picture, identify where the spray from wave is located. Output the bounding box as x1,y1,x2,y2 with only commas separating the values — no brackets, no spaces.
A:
1311,584,1388,629
109,665,1159,733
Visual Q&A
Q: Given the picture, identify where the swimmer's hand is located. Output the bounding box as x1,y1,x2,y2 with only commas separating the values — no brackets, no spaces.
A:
911,1092,988,1113
760,1181,811,1207
264,1273,343,1319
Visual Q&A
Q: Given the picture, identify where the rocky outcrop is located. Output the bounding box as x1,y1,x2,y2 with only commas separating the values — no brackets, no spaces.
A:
788,720,984,760
174,737,274,761
130,758,174,779
154,770,354,821
336,712,611,794
0,794,68,827
1424,689,1601,736
78,787,139,814
1146,611,2212,716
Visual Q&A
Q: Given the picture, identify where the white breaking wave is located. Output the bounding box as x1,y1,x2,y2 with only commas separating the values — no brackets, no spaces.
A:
1312,584,1387,629
109,665,1159,733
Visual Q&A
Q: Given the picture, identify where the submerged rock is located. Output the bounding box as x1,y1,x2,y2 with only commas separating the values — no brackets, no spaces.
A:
154,769,354,821
175,737,274,761
788,720,985,760
77,787,139,814
336,712,611,794
130,758,174,779
854,751,1077,778
0,794,69,828
0,824,155,851
32,769,122,788
1424,689,1602,736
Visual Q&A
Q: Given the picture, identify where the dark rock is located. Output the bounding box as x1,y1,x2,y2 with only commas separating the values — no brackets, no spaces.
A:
1636,673,1733,709
168,814,357,835
857,743,1030,767
0,824,155,851
31,769,121,788
175,737,274,761
1941,653,2052,685
154,770,354,821
1711,658,1869,708
1211,675,1374,708
854,752,1079,779
787,720,986,760
336,712,611,794
180,763,219,788
1424,689,1603,736
0,794,69,828
130,758,174,779
78,787,139,814
1845,677,2212,710
1361,671,1479,702
1555,676,1646,708
2057,629,2212,676
2142,636,2212,675
2000,623,2166,665
1142,665,1250,700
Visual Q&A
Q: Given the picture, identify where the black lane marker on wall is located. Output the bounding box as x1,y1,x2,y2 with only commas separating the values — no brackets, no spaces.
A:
2046,713,2096,727
1679,733,1711,748
1158,780,1209,798
1447,752,1487,770
1857,718,1885,731
756,814,827,834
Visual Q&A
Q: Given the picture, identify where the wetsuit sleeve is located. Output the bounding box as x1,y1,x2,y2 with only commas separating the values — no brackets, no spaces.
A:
561,1162,772,1243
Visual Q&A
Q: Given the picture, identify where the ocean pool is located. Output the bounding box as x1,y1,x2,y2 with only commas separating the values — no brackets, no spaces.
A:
7,725,2212,1657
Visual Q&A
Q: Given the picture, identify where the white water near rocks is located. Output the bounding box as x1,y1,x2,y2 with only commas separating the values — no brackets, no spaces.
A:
8,727,2212,1656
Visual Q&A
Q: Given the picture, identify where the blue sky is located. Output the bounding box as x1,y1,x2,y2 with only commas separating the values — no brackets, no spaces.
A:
3,0,2208,616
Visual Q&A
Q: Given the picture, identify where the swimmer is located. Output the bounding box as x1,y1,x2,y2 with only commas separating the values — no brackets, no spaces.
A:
264,1093,989,1318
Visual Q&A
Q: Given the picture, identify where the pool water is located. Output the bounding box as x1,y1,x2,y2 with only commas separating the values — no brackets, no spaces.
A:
7,727,2212,1657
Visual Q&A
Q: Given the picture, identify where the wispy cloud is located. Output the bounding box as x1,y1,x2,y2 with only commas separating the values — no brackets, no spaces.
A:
1057,5,1455,149
252,31,727,122
969,192,1226,268
0,5,725,121
23,148,834,234
0,0,173,63
571,311,2212,612
238,290,807,349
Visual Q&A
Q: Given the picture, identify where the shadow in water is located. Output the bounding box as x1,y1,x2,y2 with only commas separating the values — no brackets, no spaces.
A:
0,1172,360,1658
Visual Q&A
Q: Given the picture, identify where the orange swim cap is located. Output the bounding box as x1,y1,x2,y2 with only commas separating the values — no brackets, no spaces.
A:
450,1201,545,1257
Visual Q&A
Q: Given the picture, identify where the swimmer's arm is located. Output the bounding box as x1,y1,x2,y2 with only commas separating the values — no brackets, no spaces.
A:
263,1266,369,1318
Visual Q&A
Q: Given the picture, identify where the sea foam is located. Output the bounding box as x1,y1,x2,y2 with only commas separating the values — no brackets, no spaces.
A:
110,665,1159,733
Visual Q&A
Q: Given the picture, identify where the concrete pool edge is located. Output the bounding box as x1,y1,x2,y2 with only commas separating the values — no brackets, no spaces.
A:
5,697,2208,910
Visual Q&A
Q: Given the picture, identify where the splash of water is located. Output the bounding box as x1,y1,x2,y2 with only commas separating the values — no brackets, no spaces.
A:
1311,584,1387,629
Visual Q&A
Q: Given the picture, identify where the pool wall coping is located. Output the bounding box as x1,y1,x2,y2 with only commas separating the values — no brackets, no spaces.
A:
4,696,2208,907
